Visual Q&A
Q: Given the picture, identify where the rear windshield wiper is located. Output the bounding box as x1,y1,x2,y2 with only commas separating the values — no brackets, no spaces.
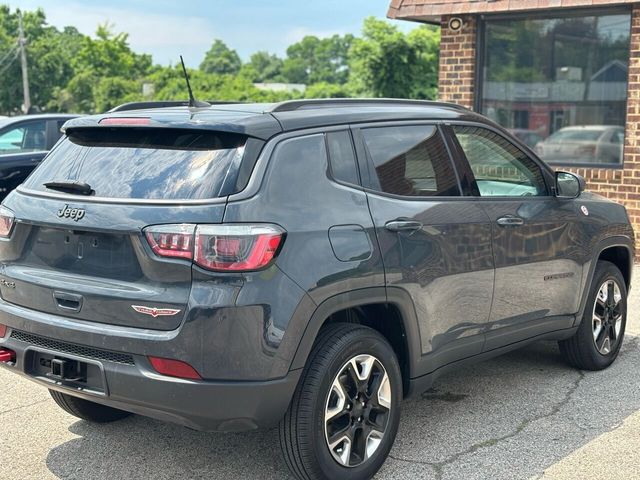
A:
43,180,94,196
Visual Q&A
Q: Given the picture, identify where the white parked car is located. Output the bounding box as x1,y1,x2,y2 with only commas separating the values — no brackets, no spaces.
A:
535,125,624,165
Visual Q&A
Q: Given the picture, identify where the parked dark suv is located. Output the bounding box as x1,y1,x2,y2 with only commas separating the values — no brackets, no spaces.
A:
0,99,634,480
0,114,79,201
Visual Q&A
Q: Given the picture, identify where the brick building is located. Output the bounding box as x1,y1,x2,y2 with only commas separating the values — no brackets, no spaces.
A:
388,0,640,251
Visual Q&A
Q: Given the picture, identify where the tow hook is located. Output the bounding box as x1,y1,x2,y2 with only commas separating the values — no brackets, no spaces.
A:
0,348,16,364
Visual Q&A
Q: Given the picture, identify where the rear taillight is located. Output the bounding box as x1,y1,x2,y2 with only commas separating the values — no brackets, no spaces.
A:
0,206,14,238
0,324,6,338
145,224,195,259
148,356,201,380
143,223,285,272
194,224,284,271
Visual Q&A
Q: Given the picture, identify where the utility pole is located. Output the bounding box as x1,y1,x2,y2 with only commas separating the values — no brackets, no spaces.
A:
17,12,31,113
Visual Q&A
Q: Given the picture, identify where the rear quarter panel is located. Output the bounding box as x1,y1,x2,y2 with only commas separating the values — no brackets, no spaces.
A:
223,132,386,376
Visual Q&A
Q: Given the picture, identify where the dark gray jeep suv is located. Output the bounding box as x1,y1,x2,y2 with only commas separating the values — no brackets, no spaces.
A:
0,99,634,480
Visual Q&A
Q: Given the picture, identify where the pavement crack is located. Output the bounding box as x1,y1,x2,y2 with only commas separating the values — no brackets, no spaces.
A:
390,370,586,480
0,398,48,416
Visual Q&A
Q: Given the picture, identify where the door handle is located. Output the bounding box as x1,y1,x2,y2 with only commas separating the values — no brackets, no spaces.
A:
496,215,524,227
385,219,423,232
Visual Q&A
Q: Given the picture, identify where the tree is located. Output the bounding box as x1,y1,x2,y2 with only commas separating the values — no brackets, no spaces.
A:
240,51,283,82
348,17,440,99
71,25,151,79
29,26,84,109
305,81,351,98
0,7,84,113
148,65,293,103
49,24,151,112
0,7,443,115
282,34,353,85
200,39,241,75
407,25,440,99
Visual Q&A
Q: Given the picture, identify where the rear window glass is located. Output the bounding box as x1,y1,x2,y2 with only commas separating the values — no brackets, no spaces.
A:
24,128,247,200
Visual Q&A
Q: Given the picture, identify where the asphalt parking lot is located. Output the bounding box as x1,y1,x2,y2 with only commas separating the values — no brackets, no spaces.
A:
1,284,639,480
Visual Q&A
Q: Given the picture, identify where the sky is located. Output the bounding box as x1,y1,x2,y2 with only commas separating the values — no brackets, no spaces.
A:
9,0,417,67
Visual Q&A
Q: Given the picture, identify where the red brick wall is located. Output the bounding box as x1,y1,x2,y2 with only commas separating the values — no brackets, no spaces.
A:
438,15,476,108
438,6,640,253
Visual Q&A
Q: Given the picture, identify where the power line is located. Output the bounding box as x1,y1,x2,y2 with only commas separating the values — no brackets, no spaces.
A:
0,48,18,77
0,44,18,68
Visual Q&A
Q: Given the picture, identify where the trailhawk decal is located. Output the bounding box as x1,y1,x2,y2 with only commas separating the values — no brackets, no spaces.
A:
131,305,181,318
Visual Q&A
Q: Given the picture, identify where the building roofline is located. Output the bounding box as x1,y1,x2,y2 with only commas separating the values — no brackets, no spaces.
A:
387,0,632,23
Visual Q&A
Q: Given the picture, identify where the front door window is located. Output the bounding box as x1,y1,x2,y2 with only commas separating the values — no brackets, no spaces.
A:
453,125,548,197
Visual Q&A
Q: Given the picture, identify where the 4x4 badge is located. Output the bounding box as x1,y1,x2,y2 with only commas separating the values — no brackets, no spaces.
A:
131,305,181,318
57,204,85,222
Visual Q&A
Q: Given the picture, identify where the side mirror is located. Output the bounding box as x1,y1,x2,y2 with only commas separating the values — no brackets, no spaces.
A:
555,171,586,199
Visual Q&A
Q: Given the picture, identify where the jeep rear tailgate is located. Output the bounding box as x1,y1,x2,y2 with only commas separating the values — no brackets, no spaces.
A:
0,127,249,330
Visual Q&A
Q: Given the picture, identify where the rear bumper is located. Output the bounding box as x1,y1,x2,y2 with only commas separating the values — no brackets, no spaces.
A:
0,328,300,432
0,298,302,432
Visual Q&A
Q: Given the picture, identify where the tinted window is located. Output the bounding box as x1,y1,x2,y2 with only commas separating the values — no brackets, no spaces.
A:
361,125,459,197
480,12,630,166
454,125,547,197
25,128,246,200
326,130,359,185
0,121,47,154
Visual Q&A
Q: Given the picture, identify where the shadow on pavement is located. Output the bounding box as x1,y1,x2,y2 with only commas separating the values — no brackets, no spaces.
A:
45,337,640,480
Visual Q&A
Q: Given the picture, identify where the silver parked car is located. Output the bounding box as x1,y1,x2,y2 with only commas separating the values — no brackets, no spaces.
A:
535,125,624,165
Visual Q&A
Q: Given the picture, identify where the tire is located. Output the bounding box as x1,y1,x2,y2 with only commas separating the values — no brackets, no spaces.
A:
559,260,627,371
49,389,132,423
279,323,402,480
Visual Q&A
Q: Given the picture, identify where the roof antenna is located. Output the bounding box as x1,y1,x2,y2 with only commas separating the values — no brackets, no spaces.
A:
179,55,210,108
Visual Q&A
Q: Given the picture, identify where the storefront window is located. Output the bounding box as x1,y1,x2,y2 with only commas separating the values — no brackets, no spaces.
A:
479,11,631,167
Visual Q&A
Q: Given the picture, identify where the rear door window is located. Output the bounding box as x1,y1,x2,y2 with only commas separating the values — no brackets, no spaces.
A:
24,128,247,200
0,120,47,154
360,125,460,197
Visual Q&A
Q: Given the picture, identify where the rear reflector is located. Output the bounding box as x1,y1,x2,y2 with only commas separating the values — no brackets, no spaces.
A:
0,206,15,238
99,117,151,126
148,356,201,380
0,348,16,363
0,324,6,338
143,223,285,272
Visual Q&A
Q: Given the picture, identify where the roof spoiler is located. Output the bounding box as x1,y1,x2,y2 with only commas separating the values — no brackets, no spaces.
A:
108,101,245,113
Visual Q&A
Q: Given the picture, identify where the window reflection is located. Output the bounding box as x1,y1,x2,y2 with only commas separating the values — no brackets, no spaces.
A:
481,12,631,166
26,130,245,200
362,126,459,197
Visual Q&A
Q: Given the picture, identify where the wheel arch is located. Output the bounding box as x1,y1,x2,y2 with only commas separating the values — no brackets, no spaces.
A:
598,245,632,290
290,287,421,397
576,237,634,322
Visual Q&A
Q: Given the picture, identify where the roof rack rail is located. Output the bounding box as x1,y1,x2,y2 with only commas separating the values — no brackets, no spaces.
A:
108,101,243,113
267,98,469,113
